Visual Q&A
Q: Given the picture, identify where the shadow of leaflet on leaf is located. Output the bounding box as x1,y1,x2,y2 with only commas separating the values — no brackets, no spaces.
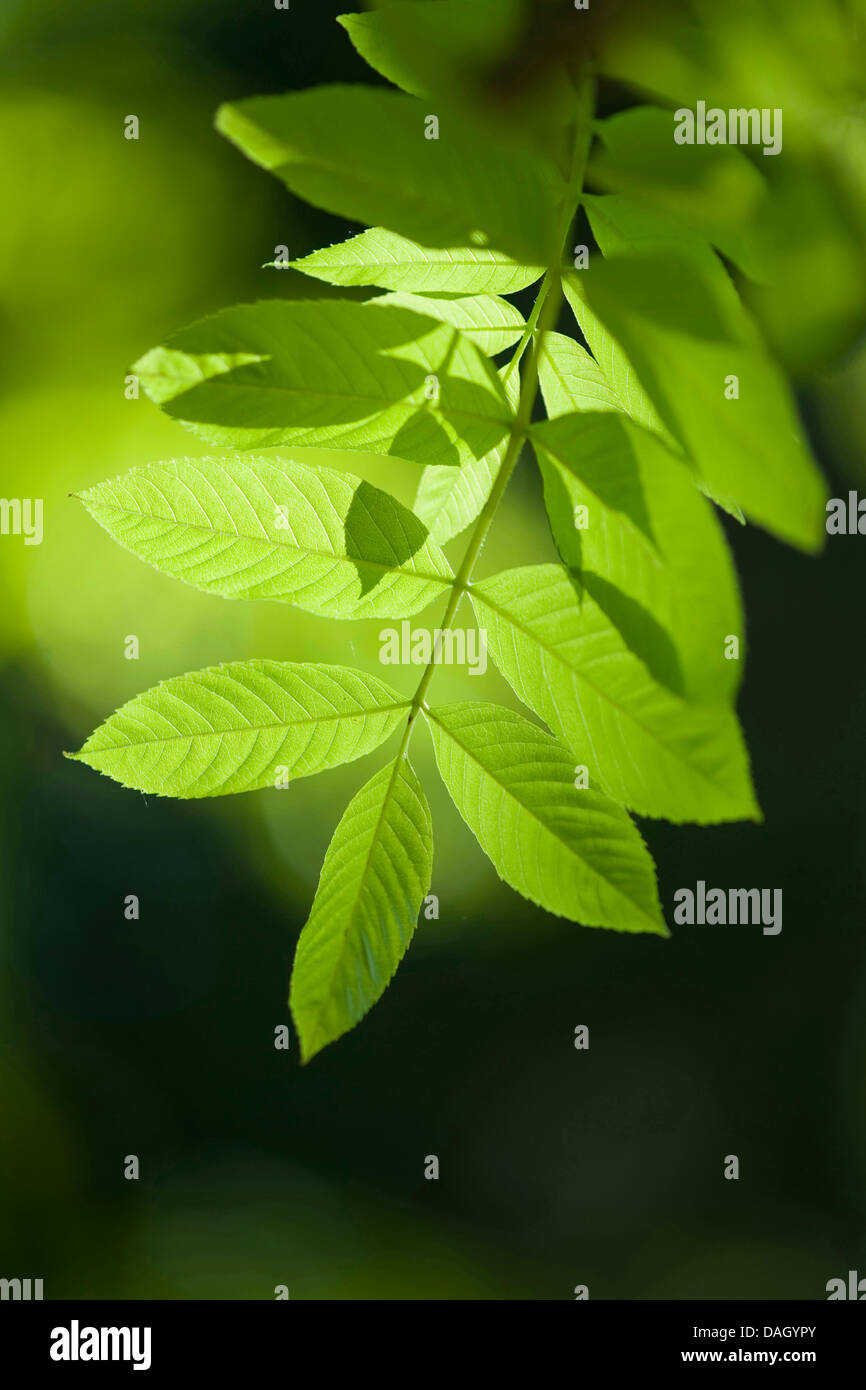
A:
134,299,513,468
532,410,681,692
344,478,436,598
537,438,685,698
388,320,514,469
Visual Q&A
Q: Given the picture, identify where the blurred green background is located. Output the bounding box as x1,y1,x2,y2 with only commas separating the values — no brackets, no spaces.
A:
1,0,865,1299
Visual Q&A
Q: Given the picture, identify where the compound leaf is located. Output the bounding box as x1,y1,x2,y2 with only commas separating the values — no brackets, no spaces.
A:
425,700,665,934
67,661,409,797
291,756,433,1061
77,455,453,620
470,565,759,823
292,226,543,295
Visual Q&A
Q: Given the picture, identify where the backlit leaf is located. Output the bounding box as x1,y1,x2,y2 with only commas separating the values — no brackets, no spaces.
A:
291,756,433,1061
375,290,525,355
531,409,743,705
67,661,409,797
291,226,543,295
134,297,513,472
77,455,453,620
425,700,666,933
216,85,562,266
573,199,827,550
538,330,620,418
470,564,759,823
562,271,674,446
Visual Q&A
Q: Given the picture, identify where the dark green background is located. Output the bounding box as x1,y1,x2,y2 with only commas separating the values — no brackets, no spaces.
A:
1,0,864,1298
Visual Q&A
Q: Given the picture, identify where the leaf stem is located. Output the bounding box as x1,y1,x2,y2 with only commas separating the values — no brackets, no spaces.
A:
397,76,596,757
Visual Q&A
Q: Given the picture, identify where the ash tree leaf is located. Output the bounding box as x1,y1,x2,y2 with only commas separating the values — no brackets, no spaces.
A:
470,564,759,824
572,197,826,551
374,290,525,355
291,755,433,1061
538,330,621,417
564,212,760,520
424,701,666,934
134,298,513,471
338,0,573,149
216,85,563,267
291,226,543,295
583,192,748,320
561,272,676,448
337,1,522,104
413,366,520,544
589,106,771,281
77,455,453,620
562,270,744,527
530,409,743,706
67,661,409,798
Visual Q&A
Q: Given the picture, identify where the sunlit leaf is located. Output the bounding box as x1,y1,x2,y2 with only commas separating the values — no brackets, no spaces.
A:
531,410,743,706
291,226,543,295
67,661,409,797
471,564,759,823
375,290,525,355
77,455,453,619
538,330,621,418
562,271,675,446
291,756,433,1061
134,298,513,471
425,700,666,933
413,366,520,543
573,198,827,550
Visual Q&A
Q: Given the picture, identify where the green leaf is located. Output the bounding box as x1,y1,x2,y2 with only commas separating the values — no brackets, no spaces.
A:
561,272,675,447
338,1,522,103
291,755,433,1061
338,0,574,150
216,85,562,266
470,565,759,824
538,330,621,418
413,366,520,544
589,106,771,280
583,193,745,322
375,290,525,355
67,661,409,798
291,226,543,295
425,701,665,934
561,271,740,525
531,409,743,705
77,455,453,620
134,298,513,471
573,203,826,551
565,201,775,519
